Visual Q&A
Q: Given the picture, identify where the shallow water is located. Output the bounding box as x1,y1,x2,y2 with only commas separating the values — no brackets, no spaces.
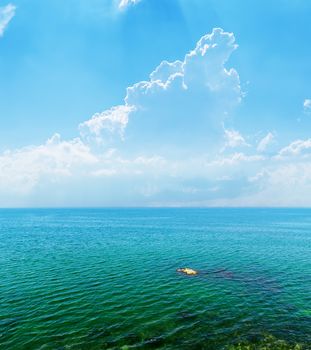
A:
0,208,310,349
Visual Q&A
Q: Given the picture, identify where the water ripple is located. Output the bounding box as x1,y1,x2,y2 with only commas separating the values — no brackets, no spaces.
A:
0,208,310,349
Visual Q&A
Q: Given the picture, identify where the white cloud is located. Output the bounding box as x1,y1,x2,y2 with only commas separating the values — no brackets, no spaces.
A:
0,3,16,36
277,138,311,158
183,28,239,92
149,60,183,82
78,28,242,155
123,28,242,150
89,153,167,178
3,132,311,206
0,28,262,206
208,152,265,167
79,105,135,143
235,162,311,207
118,0,141,10
224,129,248,148
126,28,241,106
0,134,97,194
303,99,311,112
257,132,275,152
7,27,311,206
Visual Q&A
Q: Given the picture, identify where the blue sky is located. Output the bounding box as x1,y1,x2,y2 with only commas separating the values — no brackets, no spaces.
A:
0,0,311,207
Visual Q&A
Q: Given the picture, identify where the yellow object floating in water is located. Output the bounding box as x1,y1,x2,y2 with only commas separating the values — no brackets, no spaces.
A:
177,268,198,275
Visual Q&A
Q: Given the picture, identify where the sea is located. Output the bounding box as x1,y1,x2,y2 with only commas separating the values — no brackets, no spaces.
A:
0,208,310,349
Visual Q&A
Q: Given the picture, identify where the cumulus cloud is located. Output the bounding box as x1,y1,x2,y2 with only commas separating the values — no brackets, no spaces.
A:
149,60,183,82
79,105,135,143
257,132,275,152
0,27,259,206
122,28,242,151
126,27,241,108
0,3,16,36
118,0,141,10
0,27,240,203
4,27,311,207
77,28,242,155
0,134,97,195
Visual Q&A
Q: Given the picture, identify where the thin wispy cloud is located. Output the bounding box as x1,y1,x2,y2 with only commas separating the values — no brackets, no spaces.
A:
223,129,248,149
257,132,275,152
303,99,311,113
118,0,141,10
0,3,16,36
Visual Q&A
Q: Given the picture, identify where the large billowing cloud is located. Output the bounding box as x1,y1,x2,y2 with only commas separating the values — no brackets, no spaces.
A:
125,28,241,152
82,28,242,154
1,27,311,206
0,3,16,36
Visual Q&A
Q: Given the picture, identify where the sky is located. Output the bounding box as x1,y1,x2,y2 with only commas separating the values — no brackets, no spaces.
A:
0,0,311,207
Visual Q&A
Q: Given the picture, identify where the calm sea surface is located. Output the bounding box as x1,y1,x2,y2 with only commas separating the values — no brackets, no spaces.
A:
0,208,310,349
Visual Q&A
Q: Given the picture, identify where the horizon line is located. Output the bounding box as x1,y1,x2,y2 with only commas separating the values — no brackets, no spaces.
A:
1,206,311,210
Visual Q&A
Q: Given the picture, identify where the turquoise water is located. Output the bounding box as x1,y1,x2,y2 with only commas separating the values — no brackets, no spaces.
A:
0,208,310,349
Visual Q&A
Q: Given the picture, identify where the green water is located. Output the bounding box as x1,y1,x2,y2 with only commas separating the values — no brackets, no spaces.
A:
0,208,310,349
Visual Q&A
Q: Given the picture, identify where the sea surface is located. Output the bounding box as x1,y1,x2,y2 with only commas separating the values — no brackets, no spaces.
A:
0,208,310,349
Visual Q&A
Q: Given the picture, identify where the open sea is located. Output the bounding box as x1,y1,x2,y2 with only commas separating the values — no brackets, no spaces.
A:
0,208,310,349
